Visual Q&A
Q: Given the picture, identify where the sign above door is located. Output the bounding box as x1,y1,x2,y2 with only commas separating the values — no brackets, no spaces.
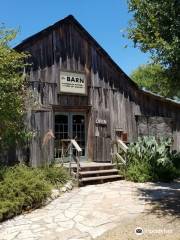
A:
60,71,86,95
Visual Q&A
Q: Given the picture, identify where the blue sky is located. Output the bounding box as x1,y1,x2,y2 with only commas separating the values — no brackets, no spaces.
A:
1,0,150,75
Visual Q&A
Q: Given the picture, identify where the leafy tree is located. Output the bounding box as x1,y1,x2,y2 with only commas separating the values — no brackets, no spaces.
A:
127,0,180,97
130,64,171,97
0,25,27,154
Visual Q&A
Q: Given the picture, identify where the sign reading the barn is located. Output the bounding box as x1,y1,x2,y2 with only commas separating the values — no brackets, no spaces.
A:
60,71,86,95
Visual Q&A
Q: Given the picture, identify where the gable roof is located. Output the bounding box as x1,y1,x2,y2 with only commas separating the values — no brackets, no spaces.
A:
15,15,138,89
15,15,180,109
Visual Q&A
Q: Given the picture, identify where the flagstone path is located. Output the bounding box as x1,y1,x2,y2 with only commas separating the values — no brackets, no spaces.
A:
0,180,174,240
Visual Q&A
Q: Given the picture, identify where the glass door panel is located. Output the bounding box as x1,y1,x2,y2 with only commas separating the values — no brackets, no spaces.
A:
54,114,69,159
54,113,86,160
55,114,69,140
72,114,85,156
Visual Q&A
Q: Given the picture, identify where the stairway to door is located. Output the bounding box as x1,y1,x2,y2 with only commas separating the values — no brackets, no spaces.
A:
70,162,124,186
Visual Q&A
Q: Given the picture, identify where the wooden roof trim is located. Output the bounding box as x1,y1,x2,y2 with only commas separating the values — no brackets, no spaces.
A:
140,89,180,108
15,16,70,49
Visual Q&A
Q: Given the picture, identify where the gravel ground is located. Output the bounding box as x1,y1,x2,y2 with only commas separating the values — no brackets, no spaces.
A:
96,180,180,240
96,213,180,240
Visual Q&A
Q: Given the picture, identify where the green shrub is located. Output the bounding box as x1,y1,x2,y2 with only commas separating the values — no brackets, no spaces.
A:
170,151,180,168
0,166,7,181
42,166,70,187
0,164,70,222
125,160,154,182
123,136,179,182
0,165,51,221
170,151,180,178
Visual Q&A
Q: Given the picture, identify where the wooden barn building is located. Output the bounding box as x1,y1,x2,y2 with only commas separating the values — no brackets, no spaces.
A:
15,15,180,167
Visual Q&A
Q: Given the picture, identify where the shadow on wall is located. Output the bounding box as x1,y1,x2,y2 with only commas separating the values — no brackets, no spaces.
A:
137,181,180,219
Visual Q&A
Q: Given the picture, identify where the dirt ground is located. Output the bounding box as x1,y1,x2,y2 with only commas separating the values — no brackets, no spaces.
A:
96,180,180,240
96,212,180,240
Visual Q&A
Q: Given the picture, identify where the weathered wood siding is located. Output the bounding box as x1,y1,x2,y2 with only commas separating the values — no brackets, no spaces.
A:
16,16,180,165
29,111,54,167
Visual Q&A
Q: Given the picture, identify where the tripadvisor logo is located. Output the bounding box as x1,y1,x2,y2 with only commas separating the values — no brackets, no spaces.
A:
135,227,143,235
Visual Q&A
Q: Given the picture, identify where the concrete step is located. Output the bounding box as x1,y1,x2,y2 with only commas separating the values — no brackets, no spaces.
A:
79,169,118,177
80,174,123,185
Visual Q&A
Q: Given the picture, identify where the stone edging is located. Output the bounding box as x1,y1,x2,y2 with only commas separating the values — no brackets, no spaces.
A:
44,180,74,205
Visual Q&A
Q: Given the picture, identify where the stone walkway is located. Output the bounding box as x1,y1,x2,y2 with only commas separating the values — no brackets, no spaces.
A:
0,181,156,240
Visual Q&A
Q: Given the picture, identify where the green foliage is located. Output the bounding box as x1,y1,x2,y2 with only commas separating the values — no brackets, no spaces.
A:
126,160,153,182
124,137,178,182
127,0,180,97
0,165,51,221
42,166,70,188
170,151,180,177
130,64,171,97
0,25,28,153
0,164,70,222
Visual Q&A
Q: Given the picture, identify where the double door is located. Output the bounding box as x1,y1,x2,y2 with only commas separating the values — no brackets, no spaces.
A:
55,112,86,158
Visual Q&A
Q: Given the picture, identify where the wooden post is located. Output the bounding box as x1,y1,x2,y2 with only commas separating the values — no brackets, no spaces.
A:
69,143,72,176
77,151,80,187
110,146,113,164
61,141,64,166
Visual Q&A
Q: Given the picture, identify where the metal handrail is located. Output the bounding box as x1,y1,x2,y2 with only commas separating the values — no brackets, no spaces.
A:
111,139,128,167
60,138,82,186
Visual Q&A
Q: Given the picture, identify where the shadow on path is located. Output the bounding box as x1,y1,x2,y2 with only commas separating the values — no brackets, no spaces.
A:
137,180,180,219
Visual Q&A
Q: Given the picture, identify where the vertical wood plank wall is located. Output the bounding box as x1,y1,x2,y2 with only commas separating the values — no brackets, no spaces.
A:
16,18,180,165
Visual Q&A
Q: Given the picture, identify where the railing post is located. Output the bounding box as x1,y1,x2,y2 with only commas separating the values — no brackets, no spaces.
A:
111,139,128,167
116,141,118,168
61,142,64,166
110,147,113,164
69,143,72,176
77,152,80,187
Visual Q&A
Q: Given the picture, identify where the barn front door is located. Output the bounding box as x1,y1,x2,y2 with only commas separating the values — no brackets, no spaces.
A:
54,112,86,160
